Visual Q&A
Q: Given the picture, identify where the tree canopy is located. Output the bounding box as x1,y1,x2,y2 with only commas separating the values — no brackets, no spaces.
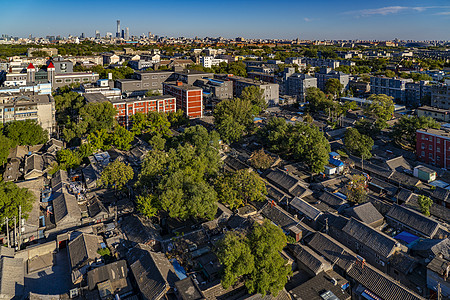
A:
0,181,34,227
248,149,274,170
216,220,292,296
418,195,433,216
325,78,343,98
137,125,221,220
262,118,330,173
344,128,374,159
100,160,134,191
347,175,368,204
215,169,267,209
214,98,254,143
391,116,440,150
240,86,267,115
365,94,395,129
4,120,48,146
0,134,13,166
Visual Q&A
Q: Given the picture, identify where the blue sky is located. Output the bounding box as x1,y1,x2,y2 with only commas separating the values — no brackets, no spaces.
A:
1,0,449,40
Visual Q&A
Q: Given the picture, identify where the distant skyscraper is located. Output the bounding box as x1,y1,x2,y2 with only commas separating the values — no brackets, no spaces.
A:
121,29,125,39
116,20,121,38
95,30,100,39
125,27,129,40
81,33,85,39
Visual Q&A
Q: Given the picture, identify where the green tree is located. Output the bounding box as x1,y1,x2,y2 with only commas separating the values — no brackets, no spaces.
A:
4,120,48,146
347,175,368,204
305,87,329,113
87,129,111,151
79,102,117,134
391,116,440,150
110,124,135,151
0,135,13,166
100,160,134,191
385,70,396,78
136,193,159,218
249,149,274,170
325,78,343,99
216,221,292,296
149,134,166,151
0,181,34,227
57,149,82,170
216,231,255,289
214,98,254,143
240,86,267,115
215,169,267,209
288,122,331,173
418,195,433,216
344,128,374,159
365,94,395,129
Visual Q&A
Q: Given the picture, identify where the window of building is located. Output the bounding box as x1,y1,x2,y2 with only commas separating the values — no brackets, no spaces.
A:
437,147,441,152
437,139,441,144
421,143,425,149
429,145,433,150
74,78,80,82
429,153,433,159
152,75,157,79
56,79,63,83
83,78,89,82
152,82,157,86
65,79,71,83
437,155,441,161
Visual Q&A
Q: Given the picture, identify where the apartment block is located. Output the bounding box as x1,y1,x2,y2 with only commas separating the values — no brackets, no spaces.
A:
0,93,55,134
163,81,203,118
369,76,413,103
430,84,450,109
200,56,227,68
315,67,349,92
286,73,317,101
416,128,450,169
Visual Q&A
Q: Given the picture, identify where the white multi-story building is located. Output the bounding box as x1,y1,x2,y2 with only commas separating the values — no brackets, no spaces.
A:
200,56,227,69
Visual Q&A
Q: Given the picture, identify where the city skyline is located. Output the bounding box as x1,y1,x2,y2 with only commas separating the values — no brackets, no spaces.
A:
1,0,450,40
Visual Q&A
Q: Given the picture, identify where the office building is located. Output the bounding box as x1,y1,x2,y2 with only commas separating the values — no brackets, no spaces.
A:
116,20,121,38
111,95,176,128
163,81,203,118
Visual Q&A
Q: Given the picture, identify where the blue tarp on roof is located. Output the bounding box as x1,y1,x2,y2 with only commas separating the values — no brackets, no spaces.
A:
329,157,344,167
329,152,340,157
170,259,187,280
394,231,420,244
334,192,347,200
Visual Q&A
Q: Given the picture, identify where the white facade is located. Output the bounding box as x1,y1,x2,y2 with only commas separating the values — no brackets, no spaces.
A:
200,56,227,68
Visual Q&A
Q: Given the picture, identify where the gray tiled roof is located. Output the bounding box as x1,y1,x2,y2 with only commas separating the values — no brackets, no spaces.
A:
0,257,24,298
386,204,441,238
287,244,332,275
127,244,178,300
342,218,397,258
348,262,424,300
289,197,322,221
87,260,128,290
306,232,355,272
68,233,100,270
52,191,81,226
345,202,383,226
318,191,347,208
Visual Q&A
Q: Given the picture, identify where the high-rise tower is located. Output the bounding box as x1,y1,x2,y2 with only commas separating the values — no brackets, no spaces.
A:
116,20,121,38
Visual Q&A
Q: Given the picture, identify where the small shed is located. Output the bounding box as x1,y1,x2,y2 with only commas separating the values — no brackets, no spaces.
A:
413,165,436,183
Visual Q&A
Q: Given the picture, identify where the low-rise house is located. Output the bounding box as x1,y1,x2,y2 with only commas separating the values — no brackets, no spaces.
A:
386,204,448,239
287,243,332,277
345,202,384,228
68,233,101,282
126,244,178,300
318,191,348,212
0,256,24,299
288,270,350,300
413,165,436,183
87,260,132,299
174,277,205,300
264,168,312,199
24,154,45,180
340,218,401,272
289,197,323,225
426,256,450,298
260,202,298,232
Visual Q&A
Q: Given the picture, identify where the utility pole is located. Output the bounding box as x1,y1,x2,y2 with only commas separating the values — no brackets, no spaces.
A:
437,282,441,300
13,217,17,248
5,218,10,248
18,205,22,250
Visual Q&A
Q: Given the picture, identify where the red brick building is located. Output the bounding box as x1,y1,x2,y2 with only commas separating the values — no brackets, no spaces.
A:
111,95,176,128
162,81,203,119
416,128,450,169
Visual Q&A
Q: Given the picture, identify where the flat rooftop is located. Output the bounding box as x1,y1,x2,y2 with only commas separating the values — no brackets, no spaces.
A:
163,81,202,91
